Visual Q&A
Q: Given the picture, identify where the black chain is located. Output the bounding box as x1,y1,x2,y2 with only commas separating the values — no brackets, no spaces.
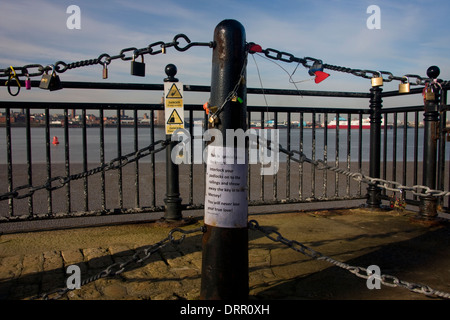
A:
248,220,450,299
0,139,170,202
38,225,205,300
249,44,450,87
0,34,214,79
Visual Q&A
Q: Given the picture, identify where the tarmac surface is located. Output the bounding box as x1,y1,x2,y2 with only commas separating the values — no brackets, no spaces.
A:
0,206,449,301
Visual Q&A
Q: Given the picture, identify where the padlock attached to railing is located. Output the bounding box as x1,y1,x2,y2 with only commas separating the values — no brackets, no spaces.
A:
131,52,145,77
39,65,62,91
371,71,383,87
399,76,410,93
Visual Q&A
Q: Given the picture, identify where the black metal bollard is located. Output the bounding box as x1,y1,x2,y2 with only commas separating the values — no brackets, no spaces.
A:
366,86,383,208
163,64,182,221
418,66,440,220
200,19,248,300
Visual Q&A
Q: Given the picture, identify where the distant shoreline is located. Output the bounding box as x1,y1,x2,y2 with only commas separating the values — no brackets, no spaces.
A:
0,123,165,128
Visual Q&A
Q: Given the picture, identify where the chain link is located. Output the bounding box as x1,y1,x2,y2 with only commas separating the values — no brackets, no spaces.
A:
37,225,205,300
0,34,214,79
248,220,450,299
251,45,450,87
0,139,170,202
279,145,450,200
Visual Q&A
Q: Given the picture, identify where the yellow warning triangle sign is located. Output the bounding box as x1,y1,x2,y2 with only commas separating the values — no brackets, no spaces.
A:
166,83,183,99
167,109,183,124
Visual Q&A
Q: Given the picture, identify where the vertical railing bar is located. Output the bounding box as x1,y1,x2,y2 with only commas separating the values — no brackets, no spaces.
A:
392,112,398,186
45,108,52,216
299,113,304,201
335,112,340,198
311,112,316,199
382,112,388,198
286,112,291,200
260,111,265,201
25,107,33,216
358,113,363,196
346,113,351,197
5,107,13,217
273,112,278,201
189,109,194,205
150,110,156,207
323,113,328,198
437,105,447,204
82,108,88,212
438,91,448,210
134,108,140,208
64,108,71,214
443,91,449,210
273,112,276,200
100,108,106,211
402,112,408,192
117,109,123,209
413,111,419,202
247,110,251,202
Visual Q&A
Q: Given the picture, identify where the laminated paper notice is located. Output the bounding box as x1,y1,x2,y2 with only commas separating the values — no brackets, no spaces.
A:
204,146,248,228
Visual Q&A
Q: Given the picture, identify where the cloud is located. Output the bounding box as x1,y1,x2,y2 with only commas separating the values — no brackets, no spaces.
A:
1,0,450,107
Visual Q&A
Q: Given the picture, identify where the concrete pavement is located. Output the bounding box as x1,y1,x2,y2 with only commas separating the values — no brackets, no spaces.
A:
0,207,449,300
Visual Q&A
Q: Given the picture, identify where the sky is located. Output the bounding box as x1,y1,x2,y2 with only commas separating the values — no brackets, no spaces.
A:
1,0,450,109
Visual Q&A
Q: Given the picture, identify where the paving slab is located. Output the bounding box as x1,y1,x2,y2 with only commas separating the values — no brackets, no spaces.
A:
0,207,449,300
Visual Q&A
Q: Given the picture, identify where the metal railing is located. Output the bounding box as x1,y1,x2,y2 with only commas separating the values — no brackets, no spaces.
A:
1,81,449,224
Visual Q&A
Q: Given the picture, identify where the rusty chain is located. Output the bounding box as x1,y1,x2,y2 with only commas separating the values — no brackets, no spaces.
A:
248,219,450,299
36,226,205,300
0,139,170,202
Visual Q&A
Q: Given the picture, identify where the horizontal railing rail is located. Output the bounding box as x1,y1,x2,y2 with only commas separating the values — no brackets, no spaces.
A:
1,81,449,227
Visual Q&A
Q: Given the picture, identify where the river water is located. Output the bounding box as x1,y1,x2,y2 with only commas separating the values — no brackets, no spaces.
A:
0,126,431,164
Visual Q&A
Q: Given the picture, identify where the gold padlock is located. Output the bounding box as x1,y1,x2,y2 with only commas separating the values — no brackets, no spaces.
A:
399,76,410,93
425,86,435,101
371,72,383,87
208,114,219,127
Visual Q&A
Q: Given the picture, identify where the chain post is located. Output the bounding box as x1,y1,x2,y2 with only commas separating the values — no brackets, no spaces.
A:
418,66,440,220
163,64,183,222
366,85,383,208
200,19,249,300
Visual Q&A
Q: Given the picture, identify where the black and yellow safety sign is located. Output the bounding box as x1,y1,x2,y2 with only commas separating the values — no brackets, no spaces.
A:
164,82,184,135
166,83,183,99
167,109,183,125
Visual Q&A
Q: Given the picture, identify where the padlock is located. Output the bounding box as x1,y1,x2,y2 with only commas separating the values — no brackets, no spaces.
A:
39,66,62,91
102,63,108,79
25,75,31,90
208,114,219,127
371,72,383,87
39,72,52,89
308,60,324,76
131,53,145,77
399,76,410,93
425,86,435,101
